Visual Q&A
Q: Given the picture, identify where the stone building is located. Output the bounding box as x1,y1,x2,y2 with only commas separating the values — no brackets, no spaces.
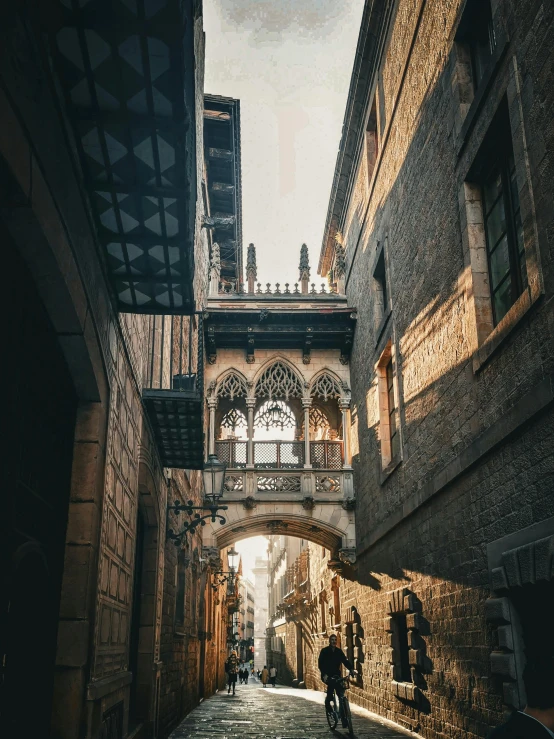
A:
266,536,308,682
237,574,255,663
252,556,269,671
0,1,232,737
279,0,554,737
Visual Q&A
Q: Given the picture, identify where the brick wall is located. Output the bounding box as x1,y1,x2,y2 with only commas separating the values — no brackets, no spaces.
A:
308,0,554,736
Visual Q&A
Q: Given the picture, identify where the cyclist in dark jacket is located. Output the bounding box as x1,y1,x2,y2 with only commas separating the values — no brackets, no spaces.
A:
318,634,354,712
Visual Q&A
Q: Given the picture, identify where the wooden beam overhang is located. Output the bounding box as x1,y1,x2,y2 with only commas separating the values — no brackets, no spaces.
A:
203,306,357,364
50,0,199,314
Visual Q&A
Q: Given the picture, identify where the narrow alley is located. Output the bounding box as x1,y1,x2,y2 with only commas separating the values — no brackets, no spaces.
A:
1,0,553,738
170,681,414,739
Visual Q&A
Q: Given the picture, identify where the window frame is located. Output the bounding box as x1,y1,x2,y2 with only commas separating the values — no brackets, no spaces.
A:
365,96,379,185
460,87,543,372
481,137,526,325
376,340,401,474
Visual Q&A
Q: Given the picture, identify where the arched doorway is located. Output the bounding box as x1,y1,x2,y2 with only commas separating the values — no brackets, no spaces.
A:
0,230,77,734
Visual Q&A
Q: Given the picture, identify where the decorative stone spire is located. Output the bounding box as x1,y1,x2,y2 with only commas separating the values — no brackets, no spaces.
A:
246,243,257,294
334,234,346,294
209,242,221,296
299,243,310,294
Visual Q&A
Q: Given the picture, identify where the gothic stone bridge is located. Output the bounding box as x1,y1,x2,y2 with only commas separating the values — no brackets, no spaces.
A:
201,291,357,567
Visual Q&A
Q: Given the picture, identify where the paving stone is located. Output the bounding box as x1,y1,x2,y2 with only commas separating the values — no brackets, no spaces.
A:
170,679,418,739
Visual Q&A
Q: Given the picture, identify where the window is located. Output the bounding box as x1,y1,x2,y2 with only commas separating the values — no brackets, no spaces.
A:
482,145,526,325
386,359,400,461
458,0,496,91
366,97,379,183
392,613,411,683
377,342,401,471
476,102,527,325
320,591,327,633
373,246,389,330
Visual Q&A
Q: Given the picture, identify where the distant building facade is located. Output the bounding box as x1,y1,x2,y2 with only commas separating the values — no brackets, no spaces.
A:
252,556,269,671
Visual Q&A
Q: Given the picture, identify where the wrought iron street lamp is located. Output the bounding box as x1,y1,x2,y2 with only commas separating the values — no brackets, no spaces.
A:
166,453,228,546
211,547,239,590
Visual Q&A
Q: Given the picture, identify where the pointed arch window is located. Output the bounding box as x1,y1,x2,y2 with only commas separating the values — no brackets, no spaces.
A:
220,408,248,432
255,362,303,400
309,407,331,438
254,400,296,431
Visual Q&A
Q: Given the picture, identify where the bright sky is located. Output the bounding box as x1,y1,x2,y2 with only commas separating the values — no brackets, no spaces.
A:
203,0,365,286
236,535,268,581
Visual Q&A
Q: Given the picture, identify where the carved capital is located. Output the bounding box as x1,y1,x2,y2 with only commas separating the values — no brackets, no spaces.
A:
207,396,218,410
245,397,257,409
338,397,351,410
301,397,313,409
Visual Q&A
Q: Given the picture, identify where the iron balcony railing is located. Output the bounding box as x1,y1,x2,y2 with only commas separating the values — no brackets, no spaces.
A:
215,440,344,470
215,440,247,469
254,441,304,469
142,314,204,469
310,440,343,469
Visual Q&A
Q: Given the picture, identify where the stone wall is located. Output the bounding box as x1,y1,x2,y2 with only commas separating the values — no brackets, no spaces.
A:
312,0,554,737
0,3,214,738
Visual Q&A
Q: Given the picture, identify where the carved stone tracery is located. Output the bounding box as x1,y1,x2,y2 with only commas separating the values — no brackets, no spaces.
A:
255,361,303,400
311,372,343,401
217,372,247,400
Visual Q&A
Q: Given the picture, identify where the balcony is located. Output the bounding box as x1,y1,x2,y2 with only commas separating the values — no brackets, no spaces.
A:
216,440,343,470
142,314,204,469
216,440,352,499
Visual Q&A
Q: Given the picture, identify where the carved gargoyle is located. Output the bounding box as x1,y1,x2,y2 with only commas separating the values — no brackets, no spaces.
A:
301,496,316,511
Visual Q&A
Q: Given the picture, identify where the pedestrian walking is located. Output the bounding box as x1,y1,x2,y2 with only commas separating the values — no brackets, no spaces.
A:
244,668,249,684
261,665,269,687
487,656,554,737
269,665,277,687
224,650,239,695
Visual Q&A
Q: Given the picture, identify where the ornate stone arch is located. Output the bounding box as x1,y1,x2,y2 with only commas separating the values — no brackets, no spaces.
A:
254,357,305,400
216,370,248,400
310,370,344,401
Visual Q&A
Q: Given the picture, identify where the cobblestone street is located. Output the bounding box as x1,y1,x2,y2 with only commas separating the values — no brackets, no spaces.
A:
170,679,417,739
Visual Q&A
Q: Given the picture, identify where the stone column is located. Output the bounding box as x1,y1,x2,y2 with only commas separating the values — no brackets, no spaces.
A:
339,397,352,469
246,397,256,469
207,396,218,457
302,397,312,468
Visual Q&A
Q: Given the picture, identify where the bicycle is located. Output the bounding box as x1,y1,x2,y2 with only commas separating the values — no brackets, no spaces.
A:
325,673,355,737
